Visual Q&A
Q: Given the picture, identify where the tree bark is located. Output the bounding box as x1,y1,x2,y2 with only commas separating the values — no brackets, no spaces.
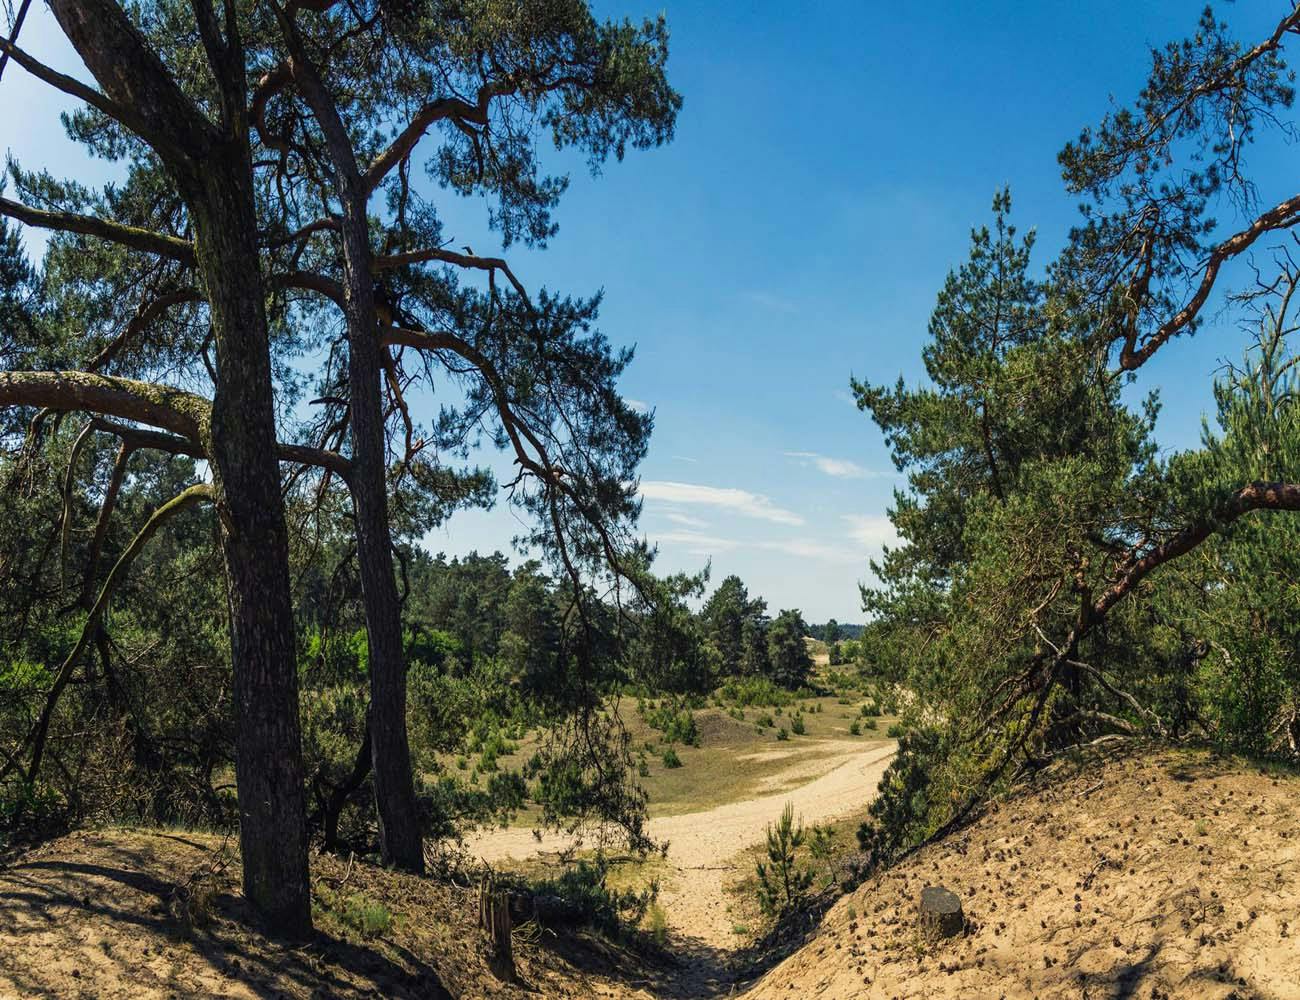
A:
343,218,425,872
42,0,313,936
282,35,424,872
189,155,314,935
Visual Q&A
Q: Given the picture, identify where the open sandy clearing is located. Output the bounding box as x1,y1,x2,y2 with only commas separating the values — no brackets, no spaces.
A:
469,740,897,949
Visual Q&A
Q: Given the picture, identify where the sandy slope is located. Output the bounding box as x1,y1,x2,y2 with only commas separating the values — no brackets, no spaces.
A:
470,742,898,949
741,748,1300,1000
0,829,624,1000
5,747,1298,1000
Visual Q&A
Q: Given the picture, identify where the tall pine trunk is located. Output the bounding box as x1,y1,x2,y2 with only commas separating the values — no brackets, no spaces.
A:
282,40,425,872
190,155,313,936
339,199,425,873
47,0,314,935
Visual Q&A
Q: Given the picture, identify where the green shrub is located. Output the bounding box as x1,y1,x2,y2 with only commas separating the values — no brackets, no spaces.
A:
416,771,527,840
809,823,836,884
525,859,656,935
823,670,859,693
661,747,683,768
324,892,393,938
641,702,700,746
790,713,806,735
718,676,793,708
856,726,958,873
849,720,861,736
756,803,813,916
886,722,905,738
756,713,774,728
776,727,789,741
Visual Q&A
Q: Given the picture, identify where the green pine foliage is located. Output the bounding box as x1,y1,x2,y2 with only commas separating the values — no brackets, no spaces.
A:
755,802,814,917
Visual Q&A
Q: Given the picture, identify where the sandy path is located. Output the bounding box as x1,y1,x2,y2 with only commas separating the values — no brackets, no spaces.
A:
469,741,897,950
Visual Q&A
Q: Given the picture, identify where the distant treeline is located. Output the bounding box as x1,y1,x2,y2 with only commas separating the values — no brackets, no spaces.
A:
807,622,864,642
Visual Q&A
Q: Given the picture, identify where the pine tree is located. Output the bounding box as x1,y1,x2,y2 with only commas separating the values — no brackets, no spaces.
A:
766,610,812,690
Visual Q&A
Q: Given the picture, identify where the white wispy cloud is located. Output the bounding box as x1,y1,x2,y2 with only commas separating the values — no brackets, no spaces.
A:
654,530,742,555
651,530,871,566
663,511,709,529
785,451,871,479
671,454,699,464
625,398,650,414
756,538,863,565
843,514,897,549
640,481,804,526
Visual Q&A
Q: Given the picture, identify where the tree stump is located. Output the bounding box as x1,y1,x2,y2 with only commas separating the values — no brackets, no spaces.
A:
478,874,515,982
918,885,964,941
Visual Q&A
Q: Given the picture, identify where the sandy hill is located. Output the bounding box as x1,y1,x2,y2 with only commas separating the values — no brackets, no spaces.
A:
741,748,1300,1000
1,747,1297,999
0,828,662,1000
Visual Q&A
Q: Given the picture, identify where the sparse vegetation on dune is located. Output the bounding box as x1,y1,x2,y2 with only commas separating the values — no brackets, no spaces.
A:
743,748,1300,999
0,829,676,999
7,1,1300,997
5,746,1293,999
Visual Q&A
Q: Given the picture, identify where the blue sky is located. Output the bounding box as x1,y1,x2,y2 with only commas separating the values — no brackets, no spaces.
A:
4,2,1295,621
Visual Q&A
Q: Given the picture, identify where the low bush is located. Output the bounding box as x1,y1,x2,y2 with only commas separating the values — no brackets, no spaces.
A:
641,702,700,746
319,891,394,938
644,902,669,945
525,860,657,935
718,676,793,708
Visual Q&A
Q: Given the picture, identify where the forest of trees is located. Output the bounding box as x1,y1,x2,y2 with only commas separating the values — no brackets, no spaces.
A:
0,0,682,934
5,0,1300,963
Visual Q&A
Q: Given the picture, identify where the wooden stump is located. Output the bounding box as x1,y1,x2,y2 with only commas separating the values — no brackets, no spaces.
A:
478,874,515,982
918,885,964,941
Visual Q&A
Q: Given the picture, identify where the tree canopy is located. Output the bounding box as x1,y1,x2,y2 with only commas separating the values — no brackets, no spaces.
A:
852,5,1300,869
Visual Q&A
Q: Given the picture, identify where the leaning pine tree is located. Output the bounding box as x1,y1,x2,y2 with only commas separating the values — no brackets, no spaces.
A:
853,4,1300,870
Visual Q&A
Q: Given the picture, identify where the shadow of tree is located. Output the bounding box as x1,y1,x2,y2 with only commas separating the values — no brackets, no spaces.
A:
0,840,451,1000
